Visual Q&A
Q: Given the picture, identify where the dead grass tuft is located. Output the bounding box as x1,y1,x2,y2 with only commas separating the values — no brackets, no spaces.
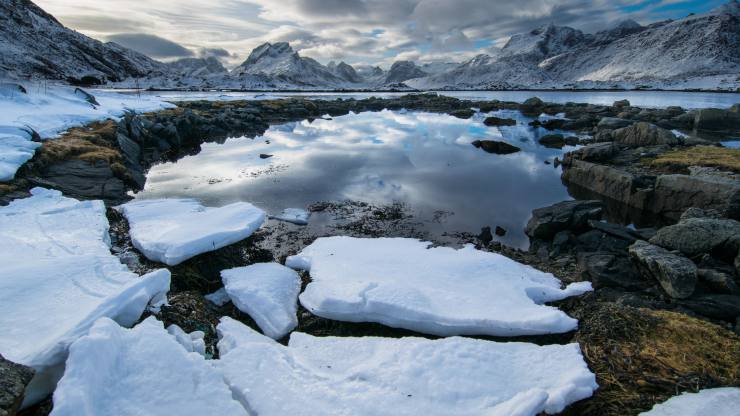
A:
34,120,122,167
648,145,740,173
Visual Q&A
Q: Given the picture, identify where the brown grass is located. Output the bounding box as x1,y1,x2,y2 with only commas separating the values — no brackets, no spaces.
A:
649,145,740,173
34,120,121,167
562,302,740,415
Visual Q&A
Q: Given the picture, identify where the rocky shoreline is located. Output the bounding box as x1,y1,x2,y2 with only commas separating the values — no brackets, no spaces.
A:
2,92,739,416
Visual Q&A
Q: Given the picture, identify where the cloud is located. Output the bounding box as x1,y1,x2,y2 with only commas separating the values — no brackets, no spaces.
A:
198,47,233,59
106,33,194,59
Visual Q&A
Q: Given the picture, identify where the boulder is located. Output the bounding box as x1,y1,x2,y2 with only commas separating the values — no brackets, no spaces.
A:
613,99,630,108
36,159,127,204
613,122,679,147
0,354,34,416
649,217,740,257
651,174,740,220
449,109,475,119
525,200,603,240
628,240,697,299
566,142,618,163
73,87,100,107
538,134,565,148
483,116,516,126
520,97,544,115
578,252,650,290
597,117,631,130
678,295,740,321
471,140,520,154
694,108,740,132
698,269,739,295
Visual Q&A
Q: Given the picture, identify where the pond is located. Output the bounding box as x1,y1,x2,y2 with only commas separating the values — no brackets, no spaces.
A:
135,109,585,248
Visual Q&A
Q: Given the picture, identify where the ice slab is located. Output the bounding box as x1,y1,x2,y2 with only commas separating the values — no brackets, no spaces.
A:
0,188,170,406
51,317,247,416
640,388,740,416
217,317,598,416
221,263,301,339
287,237,591,336
205,287,231,306
117,198,266,266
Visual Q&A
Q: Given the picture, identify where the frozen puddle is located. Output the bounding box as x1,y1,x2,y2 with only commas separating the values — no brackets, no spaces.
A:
52,317,247,416
117,198,266,265
639,388,740,416
0,188,170,406
287,237,592,336
221,263,301,339
269,208,310,225
217,317,597,416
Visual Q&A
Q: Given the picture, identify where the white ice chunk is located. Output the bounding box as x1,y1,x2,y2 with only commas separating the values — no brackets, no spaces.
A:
0,188,170,406
221,263,301,339
216,317,597,416
117,198,266,265
269,208,310,225
287,237,591,336
51,317,247,416
205,287,232,306
640,388,740,416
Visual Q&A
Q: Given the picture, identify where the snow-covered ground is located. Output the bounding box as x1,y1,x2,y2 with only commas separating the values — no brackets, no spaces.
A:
0,83,172,181
639,388,740,416
116,198,266,266
216,317,598,416
51,317,247,416
221,263,301,339
0,188,170,406
287,237,592,336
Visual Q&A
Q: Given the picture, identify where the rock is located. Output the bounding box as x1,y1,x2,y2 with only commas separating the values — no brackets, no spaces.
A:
597,117,631,130
541,119,566,130
578,252,649,290
471,140,520,154
525,200,603,240
678,295,740,320
562,160,644,206
520,97,544,115
483,116,516,126
651,175,740,220
680,207,722,220
729,103,739,113
73,87,100,107
593,129,614,142
259,154,273,159
613,122,679,147
478,227,493,245
649,217,740,257
628,240,697,299
0,354,34,416
694,108,740,132
449,109,475,119
698,269,739,295
567,142,618,162
494,226,506,236
587,220,639,242
538,134,565,148
36,159,127,203
613,99,630,108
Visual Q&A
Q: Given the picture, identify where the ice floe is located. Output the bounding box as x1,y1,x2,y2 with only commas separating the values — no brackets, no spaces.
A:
117,198,266,266
51,317,247,416
269,208,310,225
221,263,301,339
216,317,598,416
0,188,170,406
205,287,232,306
640,388,740,416
287,237,592,336
0,84,172,181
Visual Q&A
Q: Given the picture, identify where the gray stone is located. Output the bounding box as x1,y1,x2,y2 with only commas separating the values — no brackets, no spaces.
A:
525,200,603,240
36,159,126,203
538,134,565,148
613,122,679,147
697,269,739,295
578,251,649,290
0,354,34,416
449,109,475,119
597,117,632,130
471,140,520,154
678,295,740,320
650,217,740,257
651,174,740,220
587,220,639,242
483,116,516,126
613,99,630,108
680,207,722,220
628,240,697,299
694,108,740,132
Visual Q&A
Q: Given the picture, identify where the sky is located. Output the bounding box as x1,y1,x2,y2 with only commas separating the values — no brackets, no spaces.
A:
34,0,729,68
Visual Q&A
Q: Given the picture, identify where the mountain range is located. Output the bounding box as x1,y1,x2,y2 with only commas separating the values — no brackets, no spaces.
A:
1,0,738,91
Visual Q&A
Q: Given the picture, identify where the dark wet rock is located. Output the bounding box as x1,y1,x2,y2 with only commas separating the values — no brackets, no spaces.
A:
693,108,740,132
678,294,740,321
628,240,697,299
698,269,739,295
259,154,273,159
651,175,740,221
649,217,740,257
495,226,507,237
574,229,633,254
525,200,603,240
679,207,723,220
449,109,475,119
540,119,567,130
597,117,632,130
567,142,618,163
538,134,565,148
613,122,679,147
73,87,99,106
578,252,649,290
32,159,126,204
155,291,221,356
478,226,493,245
587,220,639,243
593,129,614,143
519,97,544,115
483,116,516,126
0,354,34,416
613,99,630,108
470,140,520,154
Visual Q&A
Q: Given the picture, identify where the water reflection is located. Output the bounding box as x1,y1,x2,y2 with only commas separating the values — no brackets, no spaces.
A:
137,110,581,248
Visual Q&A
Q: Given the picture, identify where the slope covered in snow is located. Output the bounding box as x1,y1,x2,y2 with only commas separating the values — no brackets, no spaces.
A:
286,237,592,336
0,188,170,406
216,317,598,416
52,317,248,416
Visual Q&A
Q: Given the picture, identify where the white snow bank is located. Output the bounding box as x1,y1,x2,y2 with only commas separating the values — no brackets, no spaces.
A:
287,237,591,336
52,317,247,416
640,388,740,416
0,84,172,181
221,263,301,339
117,198,266,266
167,324,207,357
269,208,310,225
217,317,597,416
0,188,170,406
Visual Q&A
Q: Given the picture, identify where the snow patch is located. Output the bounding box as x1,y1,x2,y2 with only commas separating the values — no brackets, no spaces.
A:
205,287,232,306
640,388,740,416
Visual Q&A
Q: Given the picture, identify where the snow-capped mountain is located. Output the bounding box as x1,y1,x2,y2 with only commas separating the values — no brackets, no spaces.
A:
0,0,164,83
409,2,740,90
167,57,228,78
384,61,428,84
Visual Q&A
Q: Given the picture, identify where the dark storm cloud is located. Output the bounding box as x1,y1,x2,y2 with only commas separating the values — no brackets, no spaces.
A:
106,33,194,59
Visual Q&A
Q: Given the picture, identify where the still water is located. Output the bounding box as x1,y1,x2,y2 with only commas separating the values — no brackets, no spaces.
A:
137,109,586,248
